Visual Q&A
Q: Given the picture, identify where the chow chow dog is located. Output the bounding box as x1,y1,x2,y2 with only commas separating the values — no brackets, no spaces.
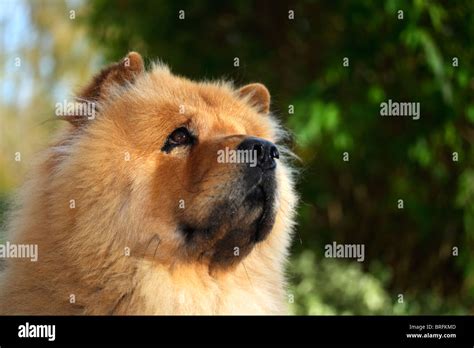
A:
0,52,297,314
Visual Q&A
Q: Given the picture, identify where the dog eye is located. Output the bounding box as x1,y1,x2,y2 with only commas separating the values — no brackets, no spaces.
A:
161,127,195,153
169,127,191,145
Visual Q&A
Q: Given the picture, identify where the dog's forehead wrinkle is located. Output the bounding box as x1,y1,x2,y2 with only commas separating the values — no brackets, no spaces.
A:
126,71,265,140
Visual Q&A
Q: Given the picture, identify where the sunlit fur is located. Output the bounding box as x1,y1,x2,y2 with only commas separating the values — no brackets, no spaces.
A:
0,54,298,314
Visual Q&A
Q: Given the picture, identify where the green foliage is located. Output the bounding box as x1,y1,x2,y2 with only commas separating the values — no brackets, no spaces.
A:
290,250,467,315
290,251,392,315
0,195,11,244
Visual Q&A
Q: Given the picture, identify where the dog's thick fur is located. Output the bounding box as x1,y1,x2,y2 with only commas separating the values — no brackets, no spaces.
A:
0,52,297,315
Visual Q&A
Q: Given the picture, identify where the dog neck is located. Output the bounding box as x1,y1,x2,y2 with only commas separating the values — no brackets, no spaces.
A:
117,256,287,315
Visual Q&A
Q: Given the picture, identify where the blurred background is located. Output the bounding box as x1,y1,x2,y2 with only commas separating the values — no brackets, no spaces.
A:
1,0,473,314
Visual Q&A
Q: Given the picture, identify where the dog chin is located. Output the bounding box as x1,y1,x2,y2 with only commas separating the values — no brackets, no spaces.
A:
180,175,277,272
246,180,277,242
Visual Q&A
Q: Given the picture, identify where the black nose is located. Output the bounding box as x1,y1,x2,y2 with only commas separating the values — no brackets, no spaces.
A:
237,137,279,170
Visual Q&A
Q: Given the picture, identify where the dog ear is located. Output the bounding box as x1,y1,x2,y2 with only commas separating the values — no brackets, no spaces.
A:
238,83,271,114
62,52,144,126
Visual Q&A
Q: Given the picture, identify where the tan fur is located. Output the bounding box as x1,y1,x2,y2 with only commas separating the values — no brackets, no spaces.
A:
0,53,297,315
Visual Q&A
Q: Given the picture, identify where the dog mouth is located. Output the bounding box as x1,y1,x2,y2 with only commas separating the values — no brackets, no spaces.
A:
182,180,275,241
179,172,277,270
247,178,276,242
250,184,265,201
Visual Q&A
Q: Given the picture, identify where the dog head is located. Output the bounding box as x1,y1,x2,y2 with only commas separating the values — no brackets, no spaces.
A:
56,52,296,274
